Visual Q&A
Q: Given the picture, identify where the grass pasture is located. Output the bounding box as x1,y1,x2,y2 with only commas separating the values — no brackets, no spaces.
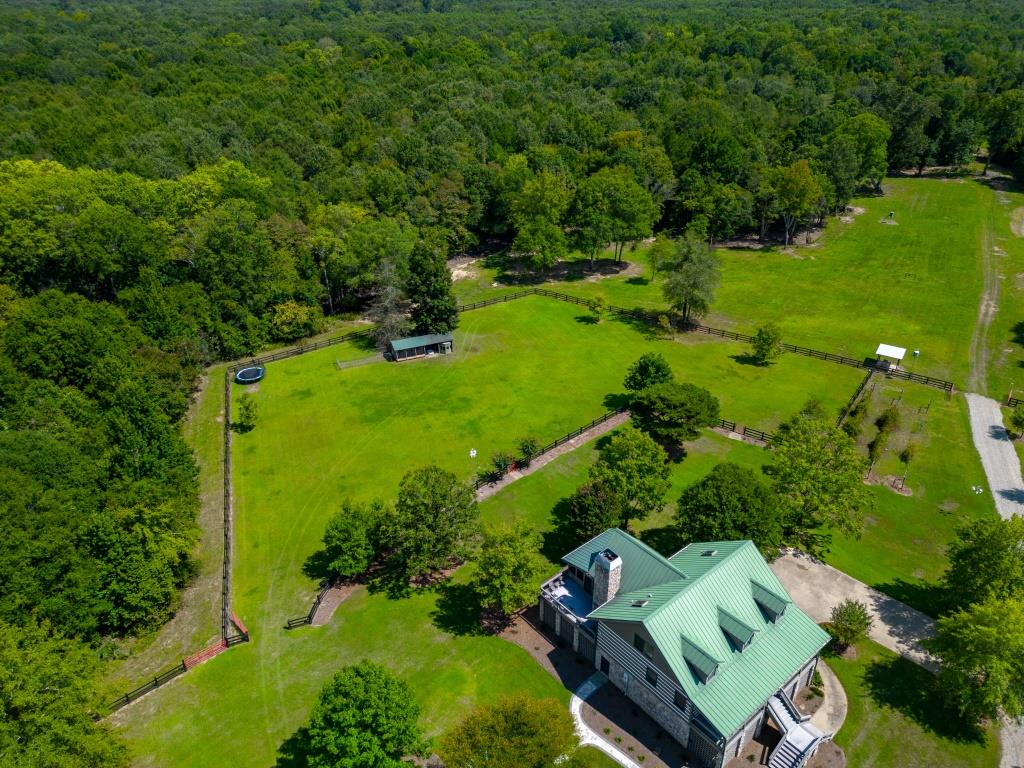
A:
114,294,862,767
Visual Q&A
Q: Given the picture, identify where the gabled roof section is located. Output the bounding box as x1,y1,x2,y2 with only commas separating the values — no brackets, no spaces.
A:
717,607,756,649
681,636,720,682
751,580,789,621
563,529,685,599
571,533,830,739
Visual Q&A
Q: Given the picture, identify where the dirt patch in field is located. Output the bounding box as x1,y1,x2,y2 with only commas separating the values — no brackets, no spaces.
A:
1012,207,1024,237
449,257,479,281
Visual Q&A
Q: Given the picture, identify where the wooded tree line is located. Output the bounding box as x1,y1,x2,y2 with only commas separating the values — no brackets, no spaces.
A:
1,0,1023,761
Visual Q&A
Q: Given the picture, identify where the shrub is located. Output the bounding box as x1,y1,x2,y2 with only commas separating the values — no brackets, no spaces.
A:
517,436,541,467
829,599,872,649
750,323,783,364
234,393,258,432
491,451,515,476
623,352,673,392
899,443,916,464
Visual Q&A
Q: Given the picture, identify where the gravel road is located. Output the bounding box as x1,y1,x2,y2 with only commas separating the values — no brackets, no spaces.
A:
964,393,1024,520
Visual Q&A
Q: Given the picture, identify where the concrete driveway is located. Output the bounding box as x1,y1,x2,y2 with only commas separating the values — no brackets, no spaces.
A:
770,551,937,671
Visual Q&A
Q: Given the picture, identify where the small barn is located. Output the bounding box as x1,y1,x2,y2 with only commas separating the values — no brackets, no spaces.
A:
388,332,454,361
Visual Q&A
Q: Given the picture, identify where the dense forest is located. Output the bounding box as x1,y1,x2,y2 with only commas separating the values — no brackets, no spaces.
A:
1,0,1023,762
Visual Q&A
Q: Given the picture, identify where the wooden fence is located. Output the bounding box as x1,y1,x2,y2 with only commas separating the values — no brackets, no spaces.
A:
714,417,774,444
472,407,628,489
1008,394,1023,408
286,580,335,629
836,370,876,427
106,662,187,713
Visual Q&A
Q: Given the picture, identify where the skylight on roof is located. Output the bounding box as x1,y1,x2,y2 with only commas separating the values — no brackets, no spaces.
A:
631,599,649,607
701,549,717,557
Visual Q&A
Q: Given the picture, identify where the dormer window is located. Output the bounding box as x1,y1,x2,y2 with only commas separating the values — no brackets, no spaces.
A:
751,581,789,623
718,608,756,651
681,636,719,684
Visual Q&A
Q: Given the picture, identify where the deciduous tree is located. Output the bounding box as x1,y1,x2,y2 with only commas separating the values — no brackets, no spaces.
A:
475,524,544,618
306,662,425,768
764,401,870,557
828,599,872,649
629,382,720,448
384,465,479,581
661,234,720,322
589,429,670,529
623,352,673,392
406,237,459,335
321,500,389,581
926,596,1024,723
674,463,782,555
439,695,576,768
944,517,1024,611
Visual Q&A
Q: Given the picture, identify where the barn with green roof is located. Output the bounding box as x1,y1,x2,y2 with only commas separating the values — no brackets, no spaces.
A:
538,529,831,768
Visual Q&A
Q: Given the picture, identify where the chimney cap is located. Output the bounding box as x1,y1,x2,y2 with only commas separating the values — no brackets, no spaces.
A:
595,548,622,569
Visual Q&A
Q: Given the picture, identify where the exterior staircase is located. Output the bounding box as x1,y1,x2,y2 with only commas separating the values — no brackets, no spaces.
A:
766,691,829,768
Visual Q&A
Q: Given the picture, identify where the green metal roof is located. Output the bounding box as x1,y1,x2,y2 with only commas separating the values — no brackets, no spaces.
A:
751,580,789,620
581,534,830,739
717,608,756,648
681,636,720,681
389,333,453,352
563,529,685,600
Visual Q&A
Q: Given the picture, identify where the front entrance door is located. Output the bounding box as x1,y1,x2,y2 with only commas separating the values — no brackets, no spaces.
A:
600,657,610,674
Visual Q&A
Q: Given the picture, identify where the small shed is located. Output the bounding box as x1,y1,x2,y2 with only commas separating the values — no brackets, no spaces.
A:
388,333,454,362
875,343,907,370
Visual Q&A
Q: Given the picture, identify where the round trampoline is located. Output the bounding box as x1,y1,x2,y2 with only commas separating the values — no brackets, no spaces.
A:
234,365,266,385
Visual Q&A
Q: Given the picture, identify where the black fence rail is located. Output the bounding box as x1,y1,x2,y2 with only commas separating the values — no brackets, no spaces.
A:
742,426,774,443
473,407,628,490
689,323,755,343
286,580,335,629
837,370,876,427
781,343,862,369
881,366,955,392
457,288,537,312
107,661,187,713
1009,395,1023,408
716,418,737,432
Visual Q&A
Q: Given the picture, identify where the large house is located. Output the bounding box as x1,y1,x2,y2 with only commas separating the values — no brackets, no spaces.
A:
539,529,831,768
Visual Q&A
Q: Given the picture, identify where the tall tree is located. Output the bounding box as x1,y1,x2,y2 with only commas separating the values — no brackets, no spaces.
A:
771,160,821,246
511,170,572,271
944,516,1024,611
661,234,720,322
406,237,459,335
439,695,576,768
985,89,1024,174
0,620,127,767
384,465,479,582
764,401,871,557
571,166,658,266
305,662,425,768
831,113,891,193
589,429,670,529
926,596,1024,723
675,463,782,555
623,352,673,392
321,500,389,581
475,524,544,619
629,382,720,449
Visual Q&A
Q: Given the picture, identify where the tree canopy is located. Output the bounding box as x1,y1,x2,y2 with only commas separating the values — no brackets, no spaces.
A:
305,662,424,768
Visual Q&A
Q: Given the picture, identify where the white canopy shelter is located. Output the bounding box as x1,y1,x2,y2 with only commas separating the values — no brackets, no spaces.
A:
875,343,907,368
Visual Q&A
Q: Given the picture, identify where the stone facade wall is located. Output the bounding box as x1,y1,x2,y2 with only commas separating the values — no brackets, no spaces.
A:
601,651,693,746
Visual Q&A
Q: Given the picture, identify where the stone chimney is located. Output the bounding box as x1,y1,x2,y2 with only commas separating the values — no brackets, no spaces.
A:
592,548,622,608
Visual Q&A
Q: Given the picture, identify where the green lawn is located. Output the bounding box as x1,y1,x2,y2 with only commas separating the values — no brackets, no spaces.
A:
475,177,1021,390
114,296,858,767
828,639,998,768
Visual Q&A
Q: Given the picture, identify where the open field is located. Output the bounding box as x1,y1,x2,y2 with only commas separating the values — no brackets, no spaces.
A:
114,296,859,766
479,395,994,619
827,638,998,768
462,176,1024,392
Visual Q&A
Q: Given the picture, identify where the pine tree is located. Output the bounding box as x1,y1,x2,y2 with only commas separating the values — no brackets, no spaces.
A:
407,238,459,335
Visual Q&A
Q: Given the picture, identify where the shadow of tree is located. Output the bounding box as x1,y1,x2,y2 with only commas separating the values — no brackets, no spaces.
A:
638,526,682,556
862,656,987,744
626,276,649,286
275,726,312,768
872,578,950,619
575,315,599,325
302,549,332,582
541,497,586,565
495,257,631,286
603,392,632,410
366,559,414,600
730,353,768,367
430,581,485,636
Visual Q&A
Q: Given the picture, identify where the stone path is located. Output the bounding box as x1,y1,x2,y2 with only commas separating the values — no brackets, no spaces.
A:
770,551,937,671
475,412,630,502
809,661,847,736
964,392,1024,520
570,673,643,768
309,584,356,626
1001,714,1024,768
